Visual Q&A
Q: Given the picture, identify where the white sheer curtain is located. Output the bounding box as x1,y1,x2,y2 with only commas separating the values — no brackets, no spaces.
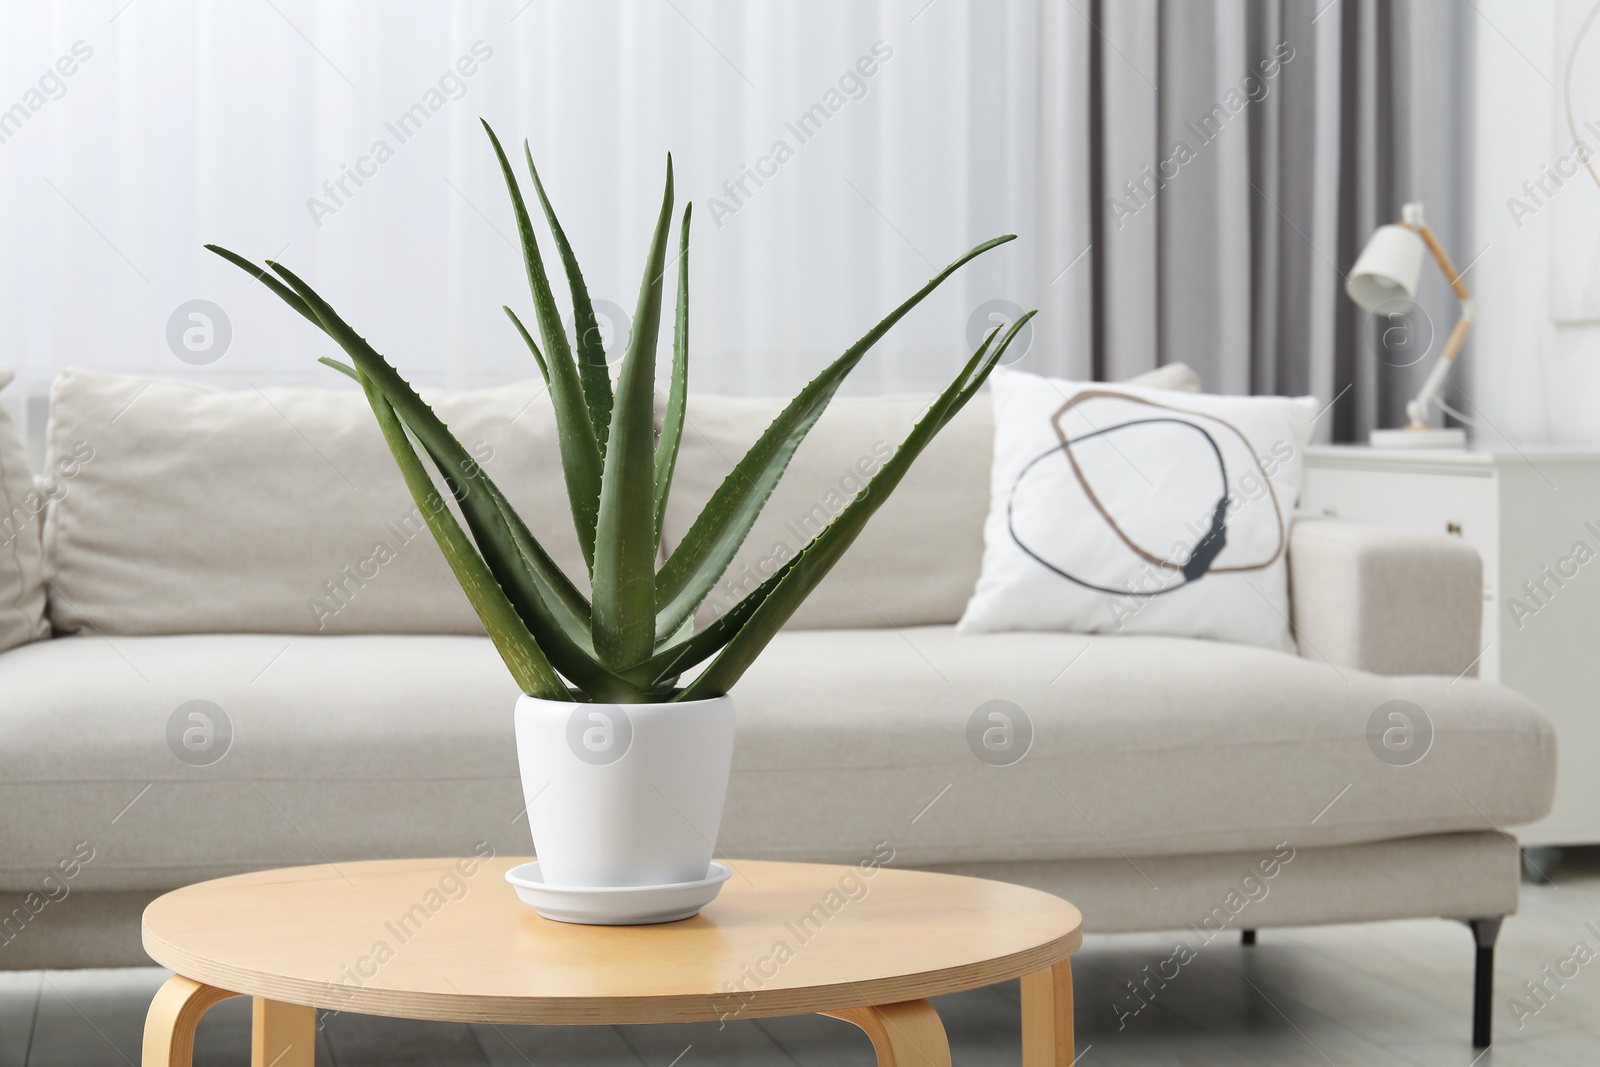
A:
0,0,1042,457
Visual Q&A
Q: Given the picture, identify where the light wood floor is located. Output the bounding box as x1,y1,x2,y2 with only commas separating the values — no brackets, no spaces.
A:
4,849,1599,1066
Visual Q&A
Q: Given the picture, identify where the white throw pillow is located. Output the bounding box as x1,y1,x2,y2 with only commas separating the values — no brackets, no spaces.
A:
958,370,1316,650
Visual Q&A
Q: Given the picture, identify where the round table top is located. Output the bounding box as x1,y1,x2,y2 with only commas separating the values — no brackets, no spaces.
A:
142,857,1082,1025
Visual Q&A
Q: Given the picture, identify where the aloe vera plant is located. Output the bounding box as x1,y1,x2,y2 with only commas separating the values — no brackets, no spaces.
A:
209,120,1034,704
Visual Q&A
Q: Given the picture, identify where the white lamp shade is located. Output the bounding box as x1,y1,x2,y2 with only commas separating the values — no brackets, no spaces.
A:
1345,224,1426,311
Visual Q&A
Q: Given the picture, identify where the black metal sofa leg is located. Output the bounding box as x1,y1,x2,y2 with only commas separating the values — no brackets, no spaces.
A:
1241,928,1256,946
1466,917,1503,1049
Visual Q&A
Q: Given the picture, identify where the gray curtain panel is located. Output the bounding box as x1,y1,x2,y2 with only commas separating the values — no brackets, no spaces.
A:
1036,0,1470,442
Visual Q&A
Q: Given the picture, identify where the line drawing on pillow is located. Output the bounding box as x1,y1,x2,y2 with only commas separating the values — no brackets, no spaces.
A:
1005,391,1286,599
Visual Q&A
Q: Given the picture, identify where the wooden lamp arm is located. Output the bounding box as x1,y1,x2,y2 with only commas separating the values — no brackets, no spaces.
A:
1407,221,1473,304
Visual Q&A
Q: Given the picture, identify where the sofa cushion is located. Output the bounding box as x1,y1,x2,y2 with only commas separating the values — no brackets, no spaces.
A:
661,365,1201,630
0,633,526,892
720,627,1553,864
42,369,583,636
0,369,48,653
0,628,1553,891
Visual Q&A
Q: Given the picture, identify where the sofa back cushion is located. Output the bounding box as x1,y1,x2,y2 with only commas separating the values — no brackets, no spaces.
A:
0,369,49,651
660,364,1200,630
43,369,582,636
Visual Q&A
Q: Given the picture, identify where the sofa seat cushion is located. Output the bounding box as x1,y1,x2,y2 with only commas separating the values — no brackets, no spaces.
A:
722,627,1554,865
0,629,1554,892
0,634,525,892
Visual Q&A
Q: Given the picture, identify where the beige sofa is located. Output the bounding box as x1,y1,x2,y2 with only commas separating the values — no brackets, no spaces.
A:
0,368,1555,1049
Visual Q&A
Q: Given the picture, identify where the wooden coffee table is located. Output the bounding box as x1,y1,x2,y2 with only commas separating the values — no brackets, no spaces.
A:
141,857,1082,1067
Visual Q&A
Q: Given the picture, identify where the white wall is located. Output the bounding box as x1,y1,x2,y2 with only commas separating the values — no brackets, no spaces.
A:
1470,0,1600,446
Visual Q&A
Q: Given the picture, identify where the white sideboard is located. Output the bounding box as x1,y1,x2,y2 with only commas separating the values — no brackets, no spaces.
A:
1301,447,1599,847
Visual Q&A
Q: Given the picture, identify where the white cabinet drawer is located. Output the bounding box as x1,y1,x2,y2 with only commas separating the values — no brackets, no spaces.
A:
1299,463,1499,594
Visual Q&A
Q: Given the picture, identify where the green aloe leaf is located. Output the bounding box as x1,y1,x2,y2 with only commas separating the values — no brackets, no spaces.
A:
653,234,1016,641
503,306,549,385
224,255,641,699
249,260,587,625
620,553,795,690
676,311,1035,701
591,157,673,669
653,202,692,548
483,120,602,572
354,371,566,699
637,322,1020,692
313,356,605,682
309,356,590,639
204,244,319,328
525,141,613,454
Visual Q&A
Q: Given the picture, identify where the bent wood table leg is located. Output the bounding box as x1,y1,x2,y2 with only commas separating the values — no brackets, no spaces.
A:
1021,960,1075,1066
253,998,317,1067
823,1000,952,1067
142,975,240,1067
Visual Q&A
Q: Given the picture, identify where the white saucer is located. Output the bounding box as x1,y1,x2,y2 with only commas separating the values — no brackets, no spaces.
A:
504,861,733,925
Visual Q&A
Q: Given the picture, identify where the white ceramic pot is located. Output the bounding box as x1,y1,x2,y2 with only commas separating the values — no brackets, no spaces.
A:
513,693,736,889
